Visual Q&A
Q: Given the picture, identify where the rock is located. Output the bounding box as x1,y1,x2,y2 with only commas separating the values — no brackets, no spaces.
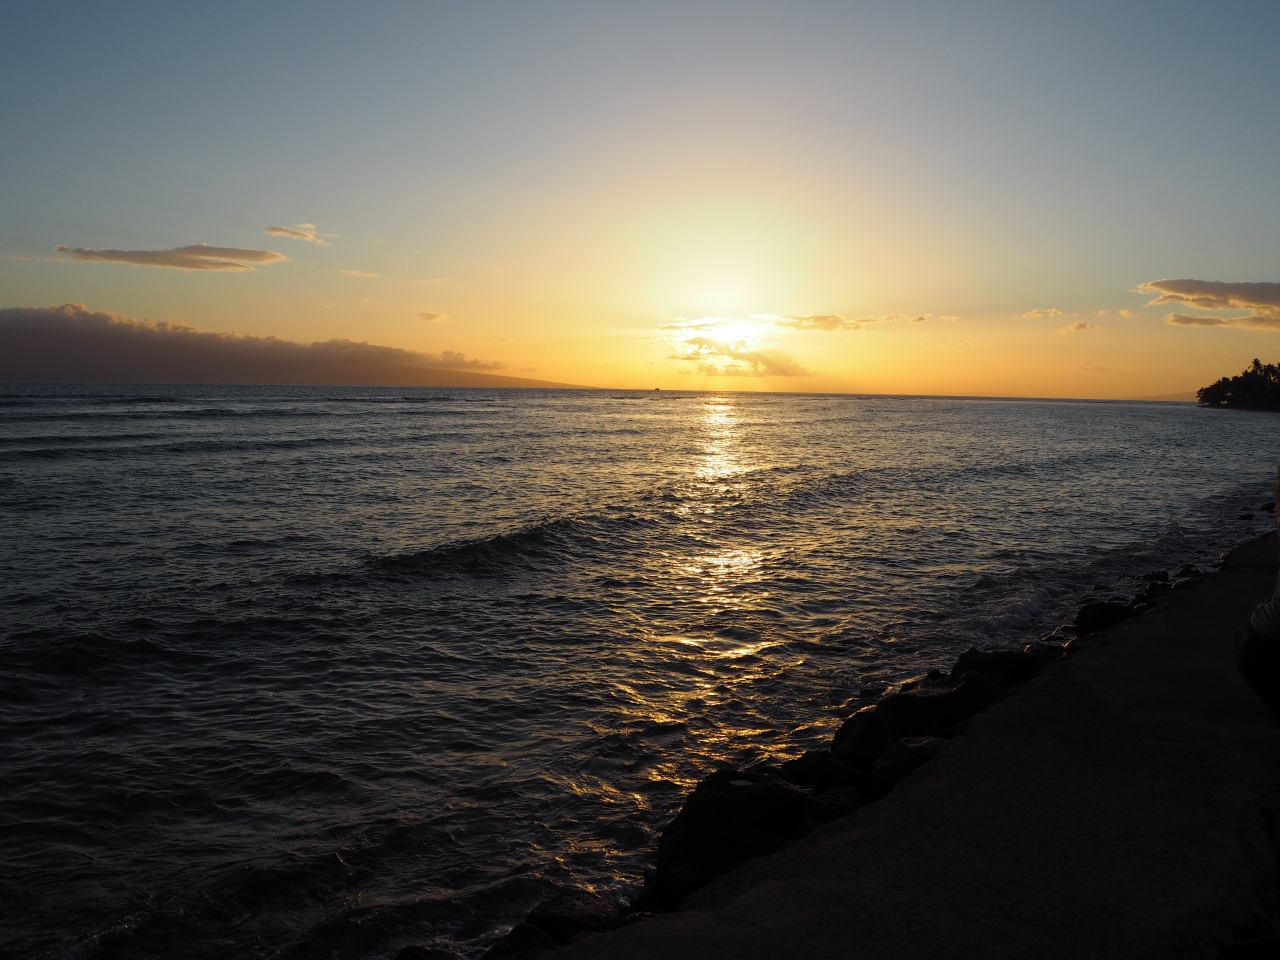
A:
950,647,1042,689
831,705,896,767
1238,512,1255,520
1134,580,1171,605
1175,564,1202,578
525,890,618,944
1022,640,1068,668
396,947,462,960
875,670,1002,739
480,922,557,960
1261,500,1276,513
777,750,869,793
1076,601,1137,637
873,737,945,791
833,672,1001,767
638,769,846,910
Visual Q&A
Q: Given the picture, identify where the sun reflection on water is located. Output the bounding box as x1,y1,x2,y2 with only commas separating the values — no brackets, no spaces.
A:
696,396,743,483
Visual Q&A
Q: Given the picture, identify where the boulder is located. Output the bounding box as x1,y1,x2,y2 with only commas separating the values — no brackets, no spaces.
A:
873,737,945,791
777,750,869,794
950,647,1042,689
831,705,896,767
638,770,846,910
1076,601,1137,637
1022,640,1068,668
479,922,557,960
396,947,463,960
832,672,1001,767
525,890,618,944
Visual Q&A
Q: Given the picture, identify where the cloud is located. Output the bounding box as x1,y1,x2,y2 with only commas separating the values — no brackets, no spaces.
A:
1058,321,1098,334
773,313,929,331
1139,278,1280,330
416,312,446,322
340,269,378,278
1022,308,1063,318
55,243,287,272
0,304,530,387
412,277,450,284
660,317,806,376
949,339,988,348
1118,309,1136,318
266,224,329,246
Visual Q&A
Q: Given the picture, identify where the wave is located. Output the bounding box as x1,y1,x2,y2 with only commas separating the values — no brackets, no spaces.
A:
371,513,657,580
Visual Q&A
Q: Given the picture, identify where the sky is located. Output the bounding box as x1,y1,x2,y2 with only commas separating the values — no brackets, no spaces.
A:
3,1,1279,396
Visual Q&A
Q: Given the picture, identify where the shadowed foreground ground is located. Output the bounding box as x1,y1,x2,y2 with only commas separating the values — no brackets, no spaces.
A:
556,533,1280,960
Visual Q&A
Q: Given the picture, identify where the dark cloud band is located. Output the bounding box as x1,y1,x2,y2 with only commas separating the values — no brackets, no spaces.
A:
0,304,515,385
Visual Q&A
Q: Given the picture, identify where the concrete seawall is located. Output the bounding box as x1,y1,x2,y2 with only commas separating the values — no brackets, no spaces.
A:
553,533,1280,959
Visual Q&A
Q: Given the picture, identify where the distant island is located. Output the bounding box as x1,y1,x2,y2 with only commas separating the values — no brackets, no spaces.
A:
1197,359,1280,410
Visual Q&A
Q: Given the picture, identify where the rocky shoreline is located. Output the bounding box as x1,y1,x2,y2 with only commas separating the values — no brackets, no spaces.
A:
400,512,1276,960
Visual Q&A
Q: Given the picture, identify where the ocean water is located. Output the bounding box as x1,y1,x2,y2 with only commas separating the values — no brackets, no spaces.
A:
2,383,1277,959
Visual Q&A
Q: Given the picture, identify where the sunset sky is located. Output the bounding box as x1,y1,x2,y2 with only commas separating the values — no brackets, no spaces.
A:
3,2,1279,396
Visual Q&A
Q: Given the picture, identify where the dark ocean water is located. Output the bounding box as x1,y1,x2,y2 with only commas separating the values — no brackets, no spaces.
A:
2,383,1277,959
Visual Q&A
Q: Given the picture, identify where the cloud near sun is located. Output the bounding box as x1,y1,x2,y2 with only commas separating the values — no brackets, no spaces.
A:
1140,279,1280,330
55,243,287,272
661,313,931,378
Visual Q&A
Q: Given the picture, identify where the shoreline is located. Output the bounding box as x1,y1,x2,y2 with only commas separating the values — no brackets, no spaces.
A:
468,530,1280,960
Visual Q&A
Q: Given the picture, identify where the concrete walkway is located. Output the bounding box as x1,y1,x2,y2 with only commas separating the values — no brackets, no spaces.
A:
555,534,1280,959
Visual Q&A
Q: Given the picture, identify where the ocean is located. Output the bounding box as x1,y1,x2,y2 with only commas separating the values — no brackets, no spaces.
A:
2,383,1276,959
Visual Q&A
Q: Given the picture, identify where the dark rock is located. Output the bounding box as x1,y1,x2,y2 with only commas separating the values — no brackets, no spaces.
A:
480,922,557,960
875,670,1002,739
833,672,1001,767
1238,512,1255,520
396,947,462,960
950,647,1042,689
1076,601,1137,637
1138,570,1169,583
1134,579,1171,605
638,769,846,910
525,890,618,944
1261,500,1276,513
1022,640,1068,668
777,750,869,793
831,704,896,767
873,737,945,791
1175,564,1202,578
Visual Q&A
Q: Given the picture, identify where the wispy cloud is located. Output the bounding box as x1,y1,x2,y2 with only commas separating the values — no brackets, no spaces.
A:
0,304,516,385
1118,309,1136,318
1058,321,1098,334
266,224,330,246
1022,308,1063,318
1140,278,1280,330
340,269,378,278
416,312,446,322
55,243,287,272
771,313,930,331
412,277,450,284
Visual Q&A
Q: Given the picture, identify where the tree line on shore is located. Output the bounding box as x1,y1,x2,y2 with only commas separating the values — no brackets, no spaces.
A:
1197,359,1280,410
